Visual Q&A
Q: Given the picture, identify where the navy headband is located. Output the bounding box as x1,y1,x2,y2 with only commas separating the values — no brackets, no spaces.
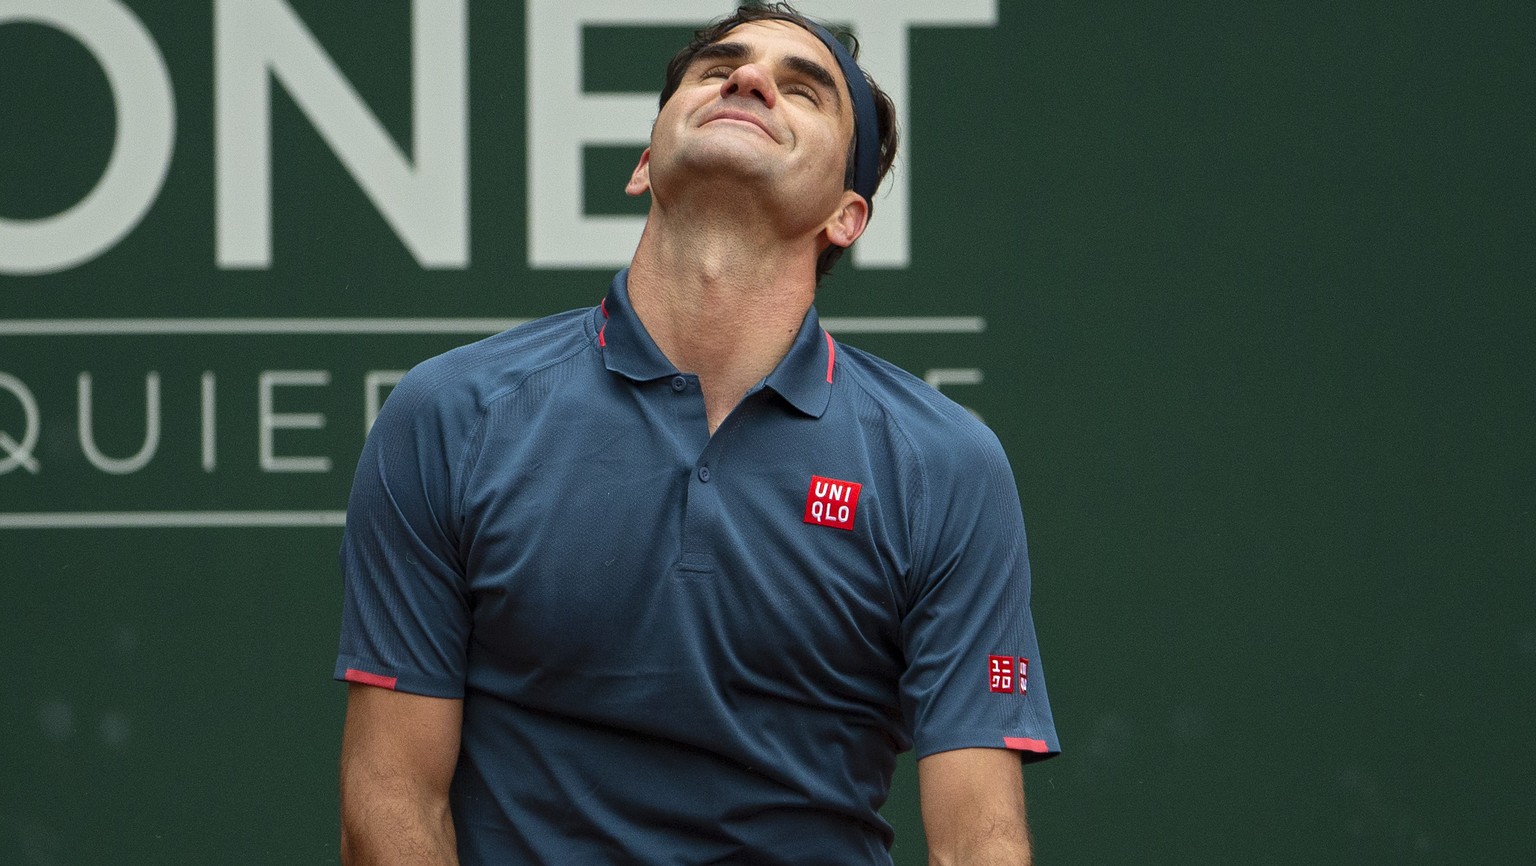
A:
805,22,881,214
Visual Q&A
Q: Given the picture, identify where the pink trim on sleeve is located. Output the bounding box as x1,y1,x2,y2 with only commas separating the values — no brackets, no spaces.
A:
344,668,399,690
1003,736,1050,753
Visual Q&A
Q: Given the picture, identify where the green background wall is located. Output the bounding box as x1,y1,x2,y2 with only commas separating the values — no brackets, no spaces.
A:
2,1,1531,863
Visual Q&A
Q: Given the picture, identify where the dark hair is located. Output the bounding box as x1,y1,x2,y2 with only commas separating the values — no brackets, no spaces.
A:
657,3,899,281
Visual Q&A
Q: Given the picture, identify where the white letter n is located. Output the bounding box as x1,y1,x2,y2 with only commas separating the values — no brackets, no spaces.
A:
216,0,467,269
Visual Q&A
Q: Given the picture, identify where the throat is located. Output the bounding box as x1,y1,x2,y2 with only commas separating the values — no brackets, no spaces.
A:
623,212,822,434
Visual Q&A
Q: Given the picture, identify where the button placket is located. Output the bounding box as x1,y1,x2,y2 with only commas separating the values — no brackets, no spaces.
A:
678,419,730,574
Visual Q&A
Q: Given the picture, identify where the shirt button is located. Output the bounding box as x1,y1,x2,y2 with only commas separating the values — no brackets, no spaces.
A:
671,376,687,392
697,465,711,483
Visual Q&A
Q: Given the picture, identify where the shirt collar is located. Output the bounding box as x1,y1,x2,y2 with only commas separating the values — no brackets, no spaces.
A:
595,269,680,382
596,269,835,419
762,303,835,418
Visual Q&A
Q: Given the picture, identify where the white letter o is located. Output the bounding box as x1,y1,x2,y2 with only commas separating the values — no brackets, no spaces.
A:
0,0,174,275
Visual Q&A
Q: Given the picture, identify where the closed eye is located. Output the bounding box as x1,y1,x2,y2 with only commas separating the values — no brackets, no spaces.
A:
784,83,820,104
781,56,840,110
691,41,749,80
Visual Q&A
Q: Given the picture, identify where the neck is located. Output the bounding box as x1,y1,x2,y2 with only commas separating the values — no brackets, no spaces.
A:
626,209,821,432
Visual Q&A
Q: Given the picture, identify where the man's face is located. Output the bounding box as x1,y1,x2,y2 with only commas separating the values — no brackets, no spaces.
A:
634,20,858,226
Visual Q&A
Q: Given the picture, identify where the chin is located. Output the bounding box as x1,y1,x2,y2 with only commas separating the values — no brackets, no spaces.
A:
662,146,777,189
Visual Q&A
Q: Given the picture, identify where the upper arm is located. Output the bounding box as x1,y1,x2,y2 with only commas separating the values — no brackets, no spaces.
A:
898,421,1060,760
339,684,463,861
917,747,1031,865
335,363,475,698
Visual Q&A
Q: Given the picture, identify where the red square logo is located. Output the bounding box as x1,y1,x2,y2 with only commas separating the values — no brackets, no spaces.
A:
804,475,862,531
1018,657,1030,695
989,655,1015,693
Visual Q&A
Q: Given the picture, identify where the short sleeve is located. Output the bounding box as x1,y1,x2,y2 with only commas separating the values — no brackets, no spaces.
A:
334,362,476,698
899,422,1061,761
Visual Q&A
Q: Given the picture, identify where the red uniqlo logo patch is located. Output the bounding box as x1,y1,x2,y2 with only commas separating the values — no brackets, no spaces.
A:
989,655,1015,693
803,475,862,531
1018,657,1030,695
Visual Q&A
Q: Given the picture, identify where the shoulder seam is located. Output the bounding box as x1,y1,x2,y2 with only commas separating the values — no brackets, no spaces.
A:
453,315,599,531
838,357,932,593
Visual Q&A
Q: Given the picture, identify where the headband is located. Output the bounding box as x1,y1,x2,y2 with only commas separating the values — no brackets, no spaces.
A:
805,23,881,214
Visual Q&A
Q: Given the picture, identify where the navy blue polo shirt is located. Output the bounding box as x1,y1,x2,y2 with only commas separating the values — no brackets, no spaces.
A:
336,270,1059,865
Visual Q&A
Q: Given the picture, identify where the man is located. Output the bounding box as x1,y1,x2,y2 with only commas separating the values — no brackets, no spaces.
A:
336,4,1060,864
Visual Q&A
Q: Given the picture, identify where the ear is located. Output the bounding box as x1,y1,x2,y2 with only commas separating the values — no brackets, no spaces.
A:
625,148,652,196
822,190,870,249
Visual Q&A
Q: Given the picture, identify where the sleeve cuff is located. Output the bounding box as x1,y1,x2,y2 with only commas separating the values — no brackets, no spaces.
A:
915,730,1062,762
333,657,464,699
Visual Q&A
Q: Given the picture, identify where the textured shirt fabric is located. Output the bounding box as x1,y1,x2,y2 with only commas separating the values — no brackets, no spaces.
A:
335,269,1060,865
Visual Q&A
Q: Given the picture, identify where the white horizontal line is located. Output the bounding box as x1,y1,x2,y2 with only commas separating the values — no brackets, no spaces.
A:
0,316,984,336
823,317,985,334
0,511,347,529
0,319,529,335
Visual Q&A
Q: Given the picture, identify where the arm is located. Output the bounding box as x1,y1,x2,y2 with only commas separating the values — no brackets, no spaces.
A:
917,747,1033,866
339,684,463,865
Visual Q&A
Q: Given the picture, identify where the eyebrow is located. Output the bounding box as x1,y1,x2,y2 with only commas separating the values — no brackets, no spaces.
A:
693,40,843,109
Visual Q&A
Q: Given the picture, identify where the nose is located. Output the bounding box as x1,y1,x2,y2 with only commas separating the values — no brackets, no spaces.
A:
720,63,776,107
